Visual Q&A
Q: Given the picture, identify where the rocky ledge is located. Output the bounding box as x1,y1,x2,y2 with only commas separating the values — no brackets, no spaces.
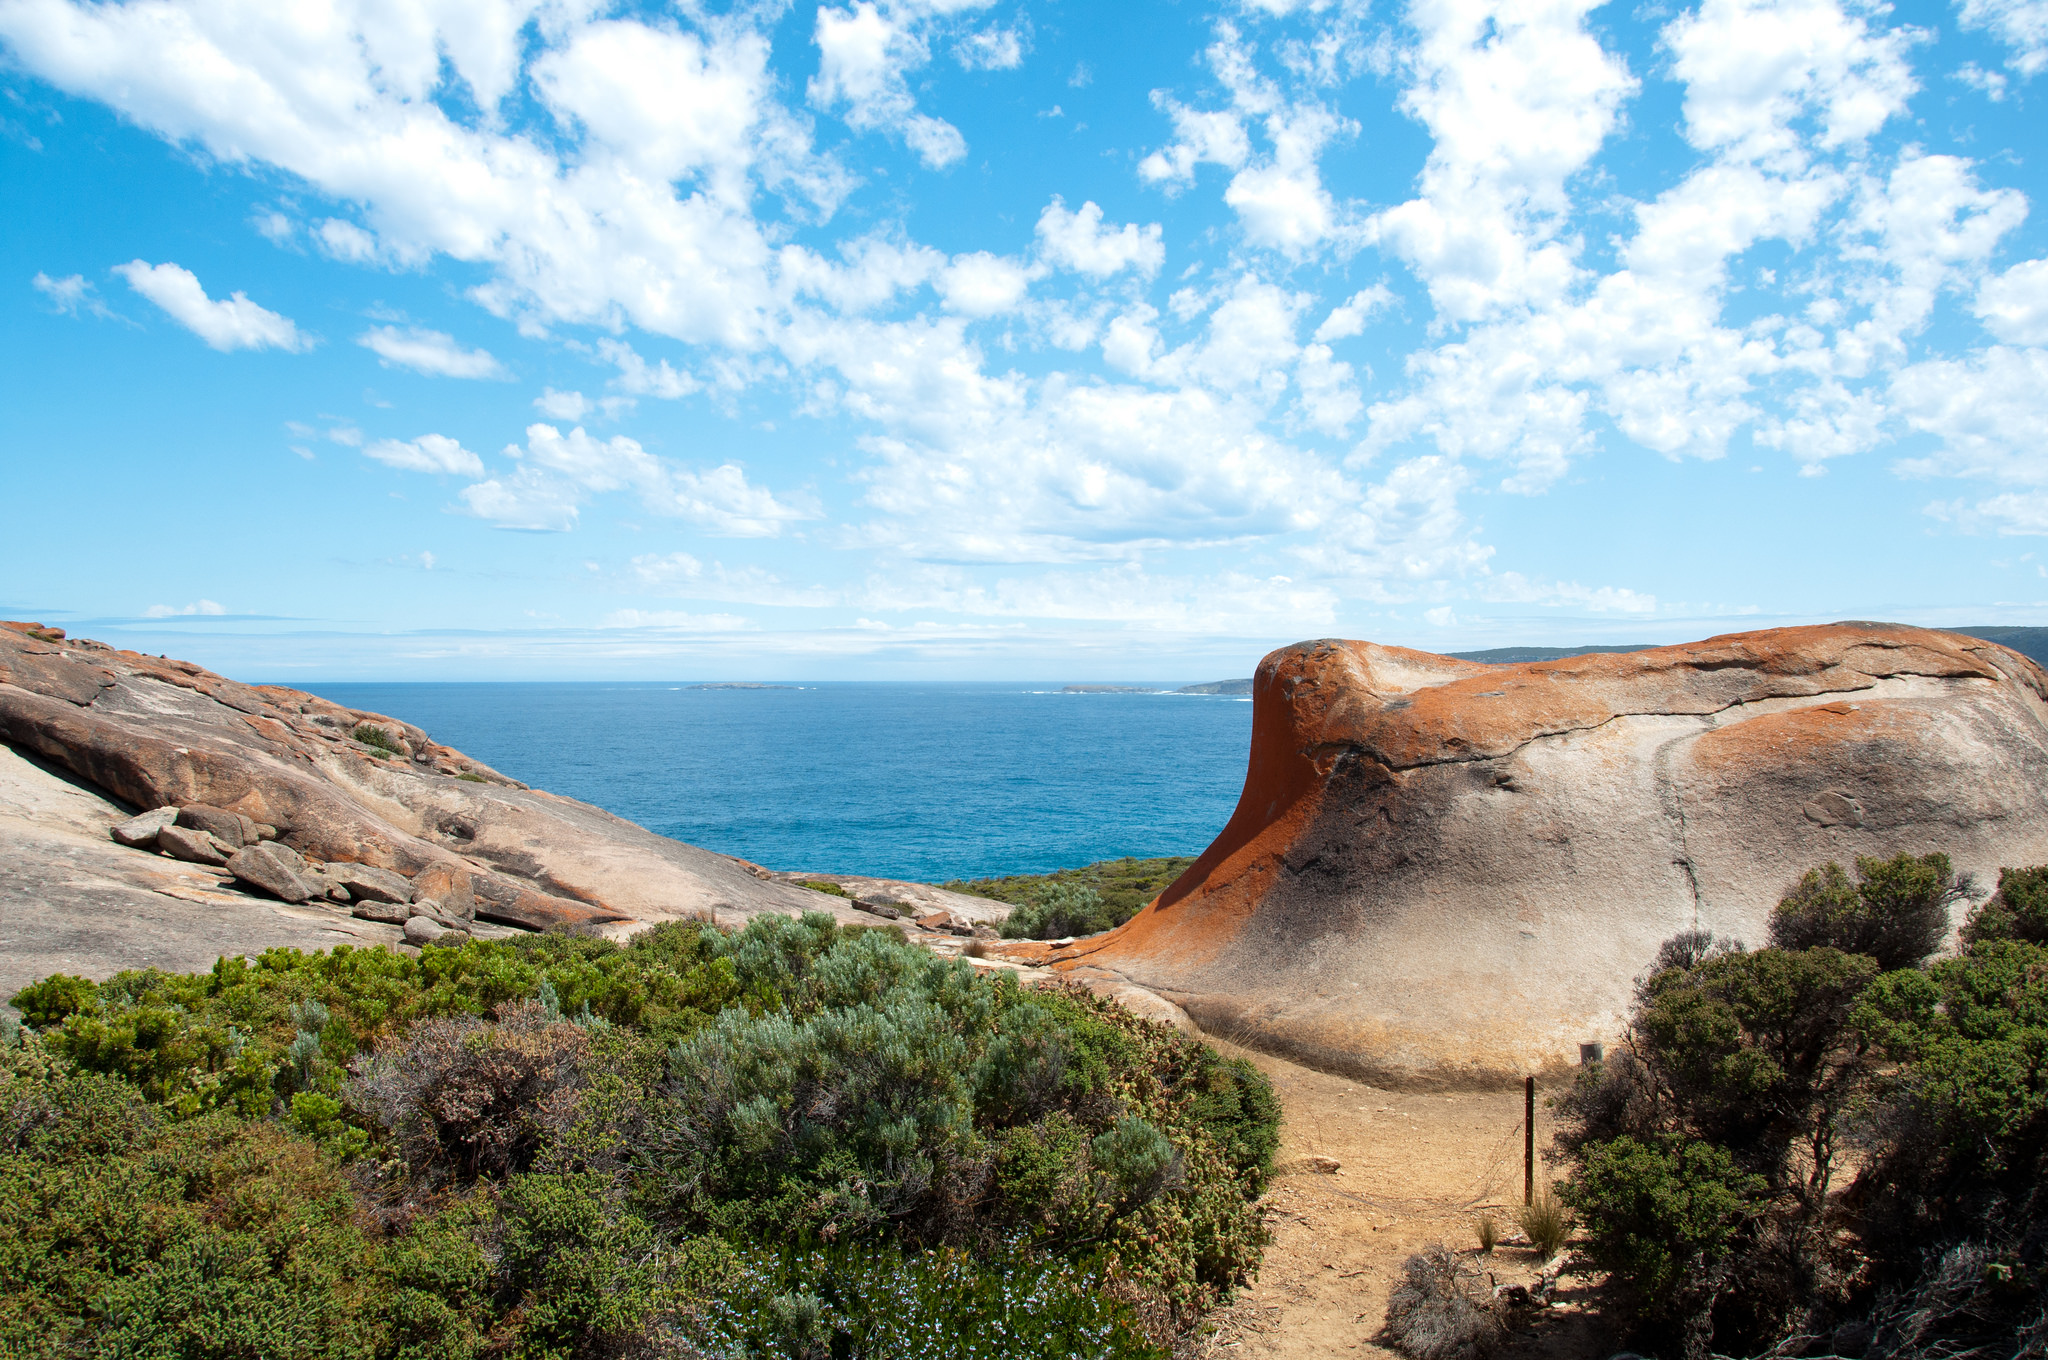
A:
1002,622,2048,1088
0,621,1007,1003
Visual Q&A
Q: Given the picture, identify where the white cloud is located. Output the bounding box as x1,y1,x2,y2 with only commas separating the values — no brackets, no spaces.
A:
857,563,1342,633
1371,0,1636,322
597,340,700,400
460,466,582,532
364,434,486,476
1976,259,2048,345
809,1,972,168
630,552,838,606
535,388,592,421
481,423,814,536
1957,0,2048,76
602,609,753,630
1138,97,1251,186
1668,0,1919,165
956,25,1023,70
1892,346,2048,487
1139,27,1356,256
937,252,1037,316
1034,198,1165,278
358,326,509,379
1312,285,1395,341
252,210,294,245
32,271,91,313
315,219,383,263
144,599,226,617
112,260,309,352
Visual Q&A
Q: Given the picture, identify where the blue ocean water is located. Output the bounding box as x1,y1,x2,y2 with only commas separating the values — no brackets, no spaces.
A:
299,683,1255,882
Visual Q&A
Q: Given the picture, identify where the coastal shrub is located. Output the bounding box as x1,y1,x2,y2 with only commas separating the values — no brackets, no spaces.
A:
352,723,402,755
4,910,1277,1355
1958,863,2048,946
1552,854,2048,1359
1767,851,1970,970
348,1001,589,1189
951,856,1194,939
999,882,1119,939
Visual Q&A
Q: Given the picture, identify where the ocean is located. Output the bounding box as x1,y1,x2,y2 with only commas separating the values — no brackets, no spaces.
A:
300,682,1255,883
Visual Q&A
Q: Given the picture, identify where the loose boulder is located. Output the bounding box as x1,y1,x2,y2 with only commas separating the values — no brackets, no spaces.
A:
329,863,413,905
175,803,252,850
1034,623,2048,1088
109,806,179,848
404,915,455,945
350,900,411,925
158,824,233,866
227,842,326,904
410,861,474,922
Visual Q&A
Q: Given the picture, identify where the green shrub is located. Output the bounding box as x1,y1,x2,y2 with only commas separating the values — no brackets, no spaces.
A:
951,857,1194,940
798,879,850,897
352,724,402,754
1767,851,1969,970
1,911,1277,1355
1000,882,1119,939
455,771,486,783
1561,1136,1765,1335
1959,864,2048,947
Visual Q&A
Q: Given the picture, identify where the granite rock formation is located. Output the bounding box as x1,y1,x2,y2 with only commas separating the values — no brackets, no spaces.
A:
0,621,1002,995
1017,623,2048,1087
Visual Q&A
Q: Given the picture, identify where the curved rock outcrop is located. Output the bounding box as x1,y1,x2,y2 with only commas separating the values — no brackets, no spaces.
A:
1019,623,2048,1087
0,621,908,984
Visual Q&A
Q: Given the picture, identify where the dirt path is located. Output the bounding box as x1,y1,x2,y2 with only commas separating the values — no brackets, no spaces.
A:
1192,1044,1617,1359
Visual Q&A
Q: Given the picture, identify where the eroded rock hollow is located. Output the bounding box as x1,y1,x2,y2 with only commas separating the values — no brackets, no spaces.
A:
1028,623,2048,1087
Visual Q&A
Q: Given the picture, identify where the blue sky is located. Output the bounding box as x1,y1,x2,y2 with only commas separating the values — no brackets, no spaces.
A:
3,0,2046,679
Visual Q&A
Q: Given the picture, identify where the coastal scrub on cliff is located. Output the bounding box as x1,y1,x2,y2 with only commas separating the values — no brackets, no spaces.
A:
0,913,1277,1358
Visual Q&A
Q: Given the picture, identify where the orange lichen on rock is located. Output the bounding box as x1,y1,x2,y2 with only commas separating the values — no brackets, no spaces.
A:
1033,623,2048,1089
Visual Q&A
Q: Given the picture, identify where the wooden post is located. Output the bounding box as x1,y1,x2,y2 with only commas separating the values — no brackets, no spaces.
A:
1524,1075,1536,1206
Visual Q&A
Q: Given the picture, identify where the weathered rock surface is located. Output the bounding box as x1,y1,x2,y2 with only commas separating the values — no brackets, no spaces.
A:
109,806,179,848
0,742,427,1006
227,843,326,904
158,824,234,866
0,621,983,996
1014,623,2048,1087
763,870,1010,927
330,863,413,904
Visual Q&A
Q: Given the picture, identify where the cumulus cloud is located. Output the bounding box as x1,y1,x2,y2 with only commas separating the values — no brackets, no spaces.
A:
1138,26,1356,255
466,423,815,537
112,260,309,352
937,252,1037,316
359,326,509,379
1956,0,2048,76
10,0,2047,632
1034,198,1165,278
1976,259,2048,345
363,434,485,476
809,1,976,168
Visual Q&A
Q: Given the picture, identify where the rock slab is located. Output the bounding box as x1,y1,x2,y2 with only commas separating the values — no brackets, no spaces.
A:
1024,623,2048,1087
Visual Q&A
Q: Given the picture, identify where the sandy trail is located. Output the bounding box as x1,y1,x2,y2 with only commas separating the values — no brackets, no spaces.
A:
1191,1044,1617,1359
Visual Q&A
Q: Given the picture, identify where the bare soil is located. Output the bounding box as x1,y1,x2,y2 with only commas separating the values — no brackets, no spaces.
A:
1189,1043,1620,1360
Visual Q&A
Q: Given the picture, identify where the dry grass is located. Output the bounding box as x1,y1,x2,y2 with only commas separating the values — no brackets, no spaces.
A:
1379,1245,1506,1360
1517,1188,1572,1260
1473,1211,1498,1254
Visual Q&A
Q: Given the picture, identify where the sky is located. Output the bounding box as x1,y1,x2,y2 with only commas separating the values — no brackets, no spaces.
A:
2,0,2046,680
